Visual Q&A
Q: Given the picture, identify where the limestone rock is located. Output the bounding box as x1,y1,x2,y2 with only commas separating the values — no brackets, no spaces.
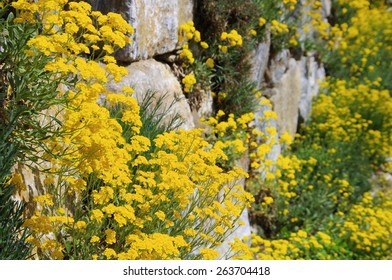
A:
322,0,332,17
190,88,214,128
106,59,194,130
250,31,271,89
269,53,302,137
91,0,194,62
299,55,325,122
268,49,291,85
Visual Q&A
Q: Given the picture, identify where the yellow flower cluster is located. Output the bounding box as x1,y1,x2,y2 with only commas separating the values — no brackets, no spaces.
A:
243,0,392,261
270,20,289,34
199,248,220,260
303,2,330,40
179,20,209,52
24,90,253,261
179,20,200,42
337,191,392,258
248,100,281,173
13,0,133,58
309,80,392,158
10,0,391,261
182,73,197,93
9,1,139,259
231,231,334,260
279,131,293,145
205,58,215,68
338,0,370,10
258,17,267,27
220,30,243,47
338,4,390,76
179,44,194,64
219,30,243,53
202,110,257,167
283,0,297,11
15,1,247,260
178,21,213,92
120,233,188,260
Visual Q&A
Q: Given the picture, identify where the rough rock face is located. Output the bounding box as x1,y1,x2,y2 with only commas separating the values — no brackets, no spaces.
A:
13,0,331,260
321,0,332,17
268,52,302,137
106,59,194,130
250,31,271,89
299,55,325,122
90,0,193,62
190,88,214,128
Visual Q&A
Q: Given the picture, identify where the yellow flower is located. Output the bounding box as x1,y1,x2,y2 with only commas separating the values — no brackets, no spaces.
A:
265,172,275,181
182,73,197,93
289,35,298,46
34,194,54,206
258,17,266,27
90,236,100,243
179,44,195,64
155,210,166,221
249,29,257,36
219,45,228,53
122,86,134,95
206,58,215,68
220,32,228,41
280,132,293,145
263,196,274,205
103,248,117,259
75,221,87,231
105,229,116,244
199,248,219,260
194,30,201,42
91,209,104,222
184,228,197,237
214,226,225,235
297,230,307,238
10,173,27,191
200,41,209,49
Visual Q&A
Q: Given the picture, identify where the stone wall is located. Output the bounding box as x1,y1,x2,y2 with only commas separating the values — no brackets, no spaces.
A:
90,0,193,62
18,0,330,258
89,0,327,138
91,0,328,256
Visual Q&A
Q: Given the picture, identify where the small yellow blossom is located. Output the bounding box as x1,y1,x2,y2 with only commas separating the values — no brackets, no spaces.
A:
155,210,166,221
263,196,274,205
206,58,215,68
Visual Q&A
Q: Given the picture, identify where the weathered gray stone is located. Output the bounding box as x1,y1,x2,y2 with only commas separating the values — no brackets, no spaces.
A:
91,0,193,62
299,55,325,122
106,59,194,130
190,88,214,128
250,31,271,89
268,49,291,85
322,0,332,17
269,54,302,137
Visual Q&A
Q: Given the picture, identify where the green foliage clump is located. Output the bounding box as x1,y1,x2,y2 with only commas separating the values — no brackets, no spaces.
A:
0,9,63,259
